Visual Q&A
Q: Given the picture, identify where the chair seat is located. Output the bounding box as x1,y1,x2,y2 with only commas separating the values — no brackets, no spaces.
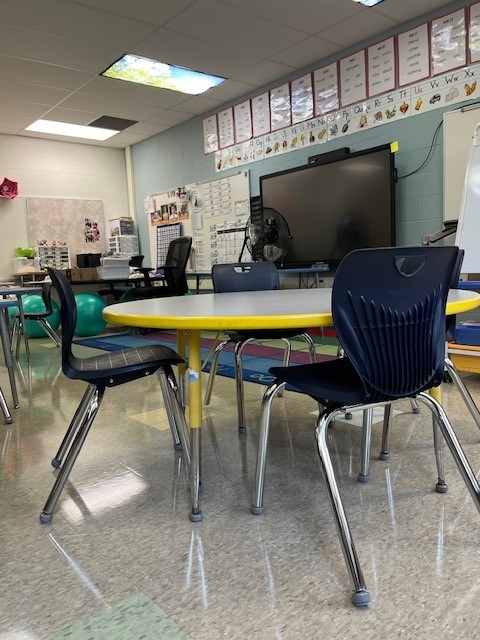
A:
67,344,183,385
269,357,366,406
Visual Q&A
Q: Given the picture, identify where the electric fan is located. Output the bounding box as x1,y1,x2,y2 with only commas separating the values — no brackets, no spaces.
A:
244,207,292,265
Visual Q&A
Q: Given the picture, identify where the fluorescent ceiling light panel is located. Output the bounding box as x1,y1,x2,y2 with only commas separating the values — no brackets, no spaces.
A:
352,0,384,5
25,119,119,140
102,54,226,95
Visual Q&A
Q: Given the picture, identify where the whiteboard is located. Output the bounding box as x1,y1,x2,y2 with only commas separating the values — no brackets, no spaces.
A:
146,171,250,272
443,105,480,221
455,122,480,273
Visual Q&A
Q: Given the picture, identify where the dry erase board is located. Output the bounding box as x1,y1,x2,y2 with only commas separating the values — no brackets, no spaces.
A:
455,122,480,273
443,105,480,221
146,171,250,271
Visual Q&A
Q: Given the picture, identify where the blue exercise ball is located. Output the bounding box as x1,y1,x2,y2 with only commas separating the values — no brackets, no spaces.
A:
74,293,107,336
7,296,61,338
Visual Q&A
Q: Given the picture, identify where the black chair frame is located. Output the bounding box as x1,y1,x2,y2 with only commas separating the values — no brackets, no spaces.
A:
39,268,190,524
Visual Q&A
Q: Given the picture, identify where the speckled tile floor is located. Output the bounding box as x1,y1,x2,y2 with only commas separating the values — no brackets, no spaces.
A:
2,335,480,639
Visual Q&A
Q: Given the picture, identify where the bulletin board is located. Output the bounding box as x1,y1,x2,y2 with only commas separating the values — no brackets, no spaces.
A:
26,197,106,259
146,171,250,272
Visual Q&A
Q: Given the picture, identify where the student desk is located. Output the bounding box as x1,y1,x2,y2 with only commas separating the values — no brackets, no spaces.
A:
103,288,480,522
0,286,43,363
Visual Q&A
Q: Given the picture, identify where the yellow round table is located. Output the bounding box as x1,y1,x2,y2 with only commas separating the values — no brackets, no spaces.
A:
103,287,480,520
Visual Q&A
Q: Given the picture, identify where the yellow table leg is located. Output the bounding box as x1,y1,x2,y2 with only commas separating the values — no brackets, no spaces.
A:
429,385,442,403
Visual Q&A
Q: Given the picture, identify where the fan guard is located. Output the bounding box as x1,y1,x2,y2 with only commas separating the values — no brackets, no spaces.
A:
244,207,292,265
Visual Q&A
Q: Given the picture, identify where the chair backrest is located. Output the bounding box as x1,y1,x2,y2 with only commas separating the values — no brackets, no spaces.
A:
129,255,144,269
332,246,459,402
212,261,280,293
46,268,78,378
164,237,192,294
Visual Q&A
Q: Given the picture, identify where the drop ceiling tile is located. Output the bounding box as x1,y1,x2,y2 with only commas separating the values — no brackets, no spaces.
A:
0,25,122,73
101,131,152,147
231,59,296,87
271,36,342,69
206,79,257,103
125,121,170,136
44,107,105,126
219,0,364,34
0,98,50,118
375,0,454,24
80,76,189,109
316,11,397,49
1,0,157,49
164,0,307,58
132,27,262,78
0,80,70,105
146,110,194,126
0,56,92,89
59,93,162,121
169,94,224,116
73,0,195,26
0,115,39,133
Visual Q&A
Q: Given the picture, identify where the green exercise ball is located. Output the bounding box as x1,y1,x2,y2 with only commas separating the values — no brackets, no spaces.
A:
7,295,61,338
74,293,107,336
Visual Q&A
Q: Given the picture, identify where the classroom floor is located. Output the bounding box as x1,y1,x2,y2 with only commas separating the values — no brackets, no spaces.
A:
2,334,480,639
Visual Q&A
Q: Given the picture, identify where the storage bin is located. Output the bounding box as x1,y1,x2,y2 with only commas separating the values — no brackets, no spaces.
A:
453,322,480,346
109,218,135,236
76,253,101,268
97,266,130,280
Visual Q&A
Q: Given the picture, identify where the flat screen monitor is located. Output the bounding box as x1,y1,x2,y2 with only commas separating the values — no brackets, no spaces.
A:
259,145,396,269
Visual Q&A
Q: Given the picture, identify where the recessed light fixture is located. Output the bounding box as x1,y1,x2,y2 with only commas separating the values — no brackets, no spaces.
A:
101,54,226,95
25,119,119,141
352,0,384,6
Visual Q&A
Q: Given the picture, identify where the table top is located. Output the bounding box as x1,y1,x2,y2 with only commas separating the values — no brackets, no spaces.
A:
0,286,43,296
103,288,480,332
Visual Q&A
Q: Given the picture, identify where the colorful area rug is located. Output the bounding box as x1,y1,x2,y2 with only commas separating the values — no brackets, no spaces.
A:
73,330,338,387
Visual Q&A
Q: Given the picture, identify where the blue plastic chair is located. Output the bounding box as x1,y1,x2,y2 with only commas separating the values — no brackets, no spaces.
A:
251,246,480,606
204,261,317,433
39,268,189,524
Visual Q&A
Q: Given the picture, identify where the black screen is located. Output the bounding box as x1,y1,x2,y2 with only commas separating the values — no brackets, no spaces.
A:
259,145,395,268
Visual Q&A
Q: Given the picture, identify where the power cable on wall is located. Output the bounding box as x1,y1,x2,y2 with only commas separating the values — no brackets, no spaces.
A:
397,119,443,180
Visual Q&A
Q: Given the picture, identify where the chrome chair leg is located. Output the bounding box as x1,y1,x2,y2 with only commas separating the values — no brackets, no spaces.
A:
51,385,97,468
444,357,480,430
358,407,373,482
38,319,61,347
234,339,251,433
40,385,105,523
189,426,202,522
315,407,371,607
432,411,447,493
380,403,393,460
158,366,190,466
276,338,291,397
410,398,420,414
204,339,229,405
416,392,480,512
303,332,317,364
0,386,12,424
251,380,287,514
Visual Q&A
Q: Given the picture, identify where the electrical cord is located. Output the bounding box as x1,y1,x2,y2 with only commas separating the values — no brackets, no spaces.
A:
398,119,443,180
